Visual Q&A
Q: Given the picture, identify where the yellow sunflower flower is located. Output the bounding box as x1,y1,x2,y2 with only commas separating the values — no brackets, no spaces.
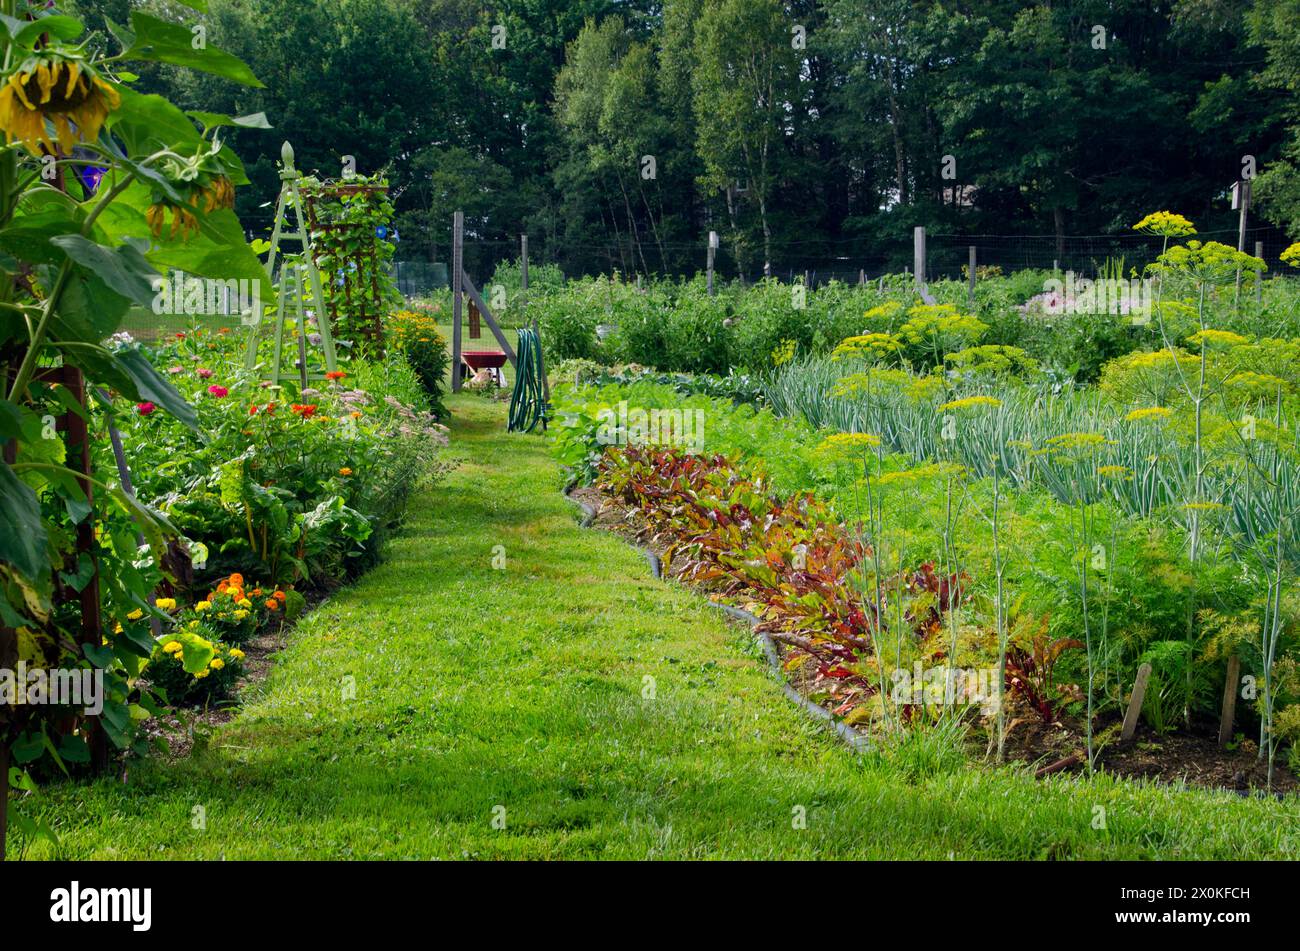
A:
0,56,120,155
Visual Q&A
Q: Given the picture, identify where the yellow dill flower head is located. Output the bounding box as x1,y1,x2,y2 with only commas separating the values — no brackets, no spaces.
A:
937,395,1002,412
864,301,903,321
0,55,120,156
1133,211,1196,238
1125,406,1174,423
1280,242,1300,268
1045,432,1111,455
832,332,901,361
816,431,881,458
879,461,965,485
1098,464,1132,479
771,339,797,366
1182,501,1227,512
899,306,988,348
1155,240,1266,285
1186,328,1249,349
1226,371,1290,396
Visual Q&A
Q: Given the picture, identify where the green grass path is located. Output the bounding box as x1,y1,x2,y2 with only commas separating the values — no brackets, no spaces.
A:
25,397,1299,859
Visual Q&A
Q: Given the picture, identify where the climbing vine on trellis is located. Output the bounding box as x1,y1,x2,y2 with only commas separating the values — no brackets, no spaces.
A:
300,174,401,349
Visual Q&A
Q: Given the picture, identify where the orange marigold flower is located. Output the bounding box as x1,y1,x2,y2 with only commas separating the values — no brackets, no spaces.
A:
274,591,286,602
265,598,279,610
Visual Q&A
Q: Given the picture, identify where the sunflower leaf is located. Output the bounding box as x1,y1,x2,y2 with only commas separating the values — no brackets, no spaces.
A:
123,12,263,88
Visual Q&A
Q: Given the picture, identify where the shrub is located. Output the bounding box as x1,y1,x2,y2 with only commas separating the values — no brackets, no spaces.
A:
386,309,450,417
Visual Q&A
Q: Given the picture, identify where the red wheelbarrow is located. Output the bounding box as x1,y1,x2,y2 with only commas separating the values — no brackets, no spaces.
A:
461,349,508,387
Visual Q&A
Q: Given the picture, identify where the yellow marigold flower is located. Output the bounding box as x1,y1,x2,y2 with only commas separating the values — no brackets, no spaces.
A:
938,395,1003,412
229,648,245,660
1133,211,1196,238
209,658,225,670
1125,406,1173,423
162,640,182,654
155,597,177,611
233,609,249,621
237,598,252,609
195,601,212,612
126,608,144,621
194,668,210,679
338,467,353,476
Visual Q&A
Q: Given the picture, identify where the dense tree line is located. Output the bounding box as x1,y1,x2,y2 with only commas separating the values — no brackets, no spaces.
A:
75,0,1300,278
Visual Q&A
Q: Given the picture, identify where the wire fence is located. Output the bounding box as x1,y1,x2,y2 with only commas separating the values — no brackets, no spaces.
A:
391,223,1294,296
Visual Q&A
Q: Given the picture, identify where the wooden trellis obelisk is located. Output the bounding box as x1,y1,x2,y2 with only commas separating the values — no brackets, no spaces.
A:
244,141,338,385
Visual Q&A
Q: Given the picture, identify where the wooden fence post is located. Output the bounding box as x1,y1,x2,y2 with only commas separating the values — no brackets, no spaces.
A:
913,226,926,291
520,233,528,307
451,210,463,392
1234,179,1250,305
968,245,977,307
1255,240,1264,304
707,231,717,296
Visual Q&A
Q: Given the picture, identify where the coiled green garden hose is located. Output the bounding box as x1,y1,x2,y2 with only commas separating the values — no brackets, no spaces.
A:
508,326,548,433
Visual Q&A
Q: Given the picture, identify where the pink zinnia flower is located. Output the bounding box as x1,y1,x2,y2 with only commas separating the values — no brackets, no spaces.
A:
136,402,156,415
207,385,229,398
167,366,183,375
197,367,213,379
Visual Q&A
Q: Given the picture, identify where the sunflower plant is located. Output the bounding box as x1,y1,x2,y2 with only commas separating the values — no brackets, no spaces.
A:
0,3,267,859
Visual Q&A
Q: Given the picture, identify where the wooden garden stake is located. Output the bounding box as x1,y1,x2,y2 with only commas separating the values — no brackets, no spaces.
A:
1219,655,1241,748
1120,662,1152,743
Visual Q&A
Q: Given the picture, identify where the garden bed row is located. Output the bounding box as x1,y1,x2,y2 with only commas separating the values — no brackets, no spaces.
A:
561,436,1296,796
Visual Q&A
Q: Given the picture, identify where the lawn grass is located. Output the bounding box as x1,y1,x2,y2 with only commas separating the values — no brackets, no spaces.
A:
18,396,1300,859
